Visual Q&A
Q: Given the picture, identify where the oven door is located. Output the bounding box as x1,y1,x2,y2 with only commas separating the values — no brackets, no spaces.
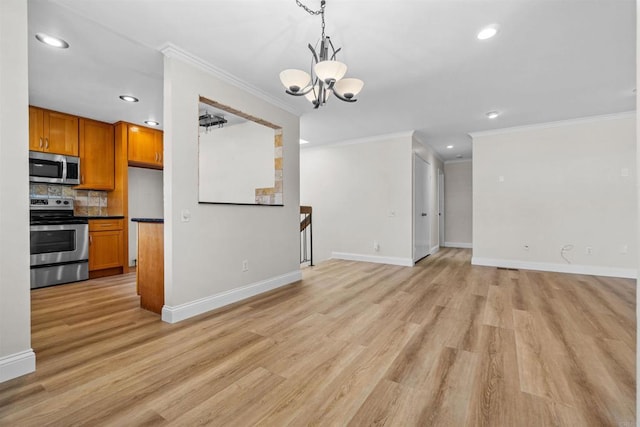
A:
30,223,89,266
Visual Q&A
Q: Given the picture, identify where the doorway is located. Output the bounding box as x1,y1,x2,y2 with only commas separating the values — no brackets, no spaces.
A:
413,154,431,262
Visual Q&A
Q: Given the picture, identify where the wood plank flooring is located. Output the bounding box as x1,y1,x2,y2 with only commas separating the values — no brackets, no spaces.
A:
0,248,635,426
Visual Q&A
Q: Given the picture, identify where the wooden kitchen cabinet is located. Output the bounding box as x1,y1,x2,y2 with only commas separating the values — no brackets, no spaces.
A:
76,118,115,190
127,124,163,169
29,106,79,156
89,219,124,277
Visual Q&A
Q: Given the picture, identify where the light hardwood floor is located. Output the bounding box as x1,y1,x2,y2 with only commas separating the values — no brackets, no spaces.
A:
0,248,635,426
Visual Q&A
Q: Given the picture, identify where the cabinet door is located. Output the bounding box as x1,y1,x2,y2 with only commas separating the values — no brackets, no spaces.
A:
128,125,163,169
77,119,115,190
89,230,123,271
152,129,163,167
45,111,79,156
29,107,45,152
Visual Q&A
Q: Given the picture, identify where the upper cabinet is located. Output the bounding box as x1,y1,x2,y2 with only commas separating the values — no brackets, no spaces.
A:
76,118,115,190
29,106,79,156
127,125,163,169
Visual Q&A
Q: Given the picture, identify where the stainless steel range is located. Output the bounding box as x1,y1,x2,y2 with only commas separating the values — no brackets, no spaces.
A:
30,197,89,289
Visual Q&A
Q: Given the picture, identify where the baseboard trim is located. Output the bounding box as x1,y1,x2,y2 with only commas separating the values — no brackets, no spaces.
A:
0,350,35,383
471,257,637,279
445,242,473,249
332,252,414,267
161,270,303,323
430,245,440,254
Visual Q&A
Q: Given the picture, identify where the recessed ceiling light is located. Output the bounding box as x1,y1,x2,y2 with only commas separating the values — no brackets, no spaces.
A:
119,95,139,103
477,25,499,40
300,139,310,145
35,33,69,49
486,111,500,119
145,120,160,126
446,145,454,149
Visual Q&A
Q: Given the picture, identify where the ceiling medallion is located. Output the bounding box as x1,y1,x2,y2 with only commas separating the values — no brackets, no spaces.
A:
279,0,364,108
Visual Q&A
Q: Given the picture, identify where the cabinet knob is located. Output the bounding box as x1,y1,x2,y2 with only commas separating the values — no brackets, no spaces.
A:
39,137,43,149
44,138,49,150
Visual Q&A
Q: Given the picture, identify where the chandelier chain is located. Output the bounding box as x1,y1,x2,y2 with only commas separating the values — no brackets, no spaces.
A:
295,0,322,15
295,0,326,37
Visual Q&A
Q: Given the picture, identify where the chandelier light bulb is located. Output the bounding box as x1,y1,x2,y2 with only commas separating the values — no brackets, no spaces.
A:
279,69,311,93
304,83,332,104
333,78,364,100
314,60,347,85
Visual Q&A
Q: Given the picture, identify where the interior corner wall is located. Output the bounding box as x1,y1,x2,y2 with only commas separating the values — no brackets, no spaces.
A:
412,135,445,253
162,54,300,321
444,160,472,247
300,134,413,265
0,0,34,382
472,113,637,278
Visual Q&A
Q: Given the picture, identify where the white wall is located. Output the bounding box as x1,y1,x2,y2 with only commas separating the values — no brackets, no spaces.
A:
444,160,472,247
300,133,413,265
472,113,636,278
198,121,275,204
162,49,300,322
128,167,164,267
0,0,35,382
636,2,640,419
412,135,445,253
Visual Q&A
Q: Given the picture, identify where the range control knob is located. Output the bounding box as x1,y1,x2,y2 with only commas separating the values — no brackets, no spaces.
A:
55,200,62,204
63,200,69,205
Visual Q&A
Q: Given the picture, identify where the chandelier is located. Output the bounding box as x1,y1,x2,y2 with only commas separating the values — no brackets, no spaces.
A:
279,0,364,108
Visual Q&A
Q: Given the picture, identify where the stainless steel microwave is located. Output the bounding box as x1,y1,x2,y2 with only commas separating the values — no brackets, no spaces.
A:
29,151,80,185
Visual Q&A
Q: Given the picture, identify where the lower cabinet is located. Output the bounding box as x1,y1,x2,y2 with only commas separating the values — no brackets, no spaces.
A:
89,219,124,278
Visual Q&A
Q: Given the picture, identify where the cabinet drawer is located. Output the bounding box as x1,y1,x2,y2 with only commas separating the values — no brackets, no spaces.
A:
89,219,123,232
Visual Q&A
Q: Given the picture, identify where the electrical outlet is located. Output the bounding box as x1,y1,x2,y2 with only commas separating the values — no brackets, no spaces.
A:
373,241,380,252
242,260,249,272
523,244,529,251
586,246,593,255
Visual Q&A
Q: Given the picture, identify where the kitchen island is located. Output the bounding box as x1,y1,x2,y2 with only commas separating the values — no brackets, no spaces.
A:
131,218,164,314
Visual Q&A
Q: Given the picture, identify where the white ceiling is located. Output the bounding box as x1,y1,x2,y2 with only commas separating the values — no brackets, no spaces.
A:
28,0,636,161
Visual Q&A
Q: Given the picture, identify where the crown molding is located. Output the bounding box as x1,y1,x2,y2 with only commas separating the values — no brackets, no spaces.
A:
468,111,636,139
161,43,300,117
444,158,472,165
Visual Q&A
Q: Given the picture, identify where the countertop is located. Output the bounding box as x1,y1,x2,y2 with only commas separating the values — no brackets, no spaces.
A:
131,218,164,223
82,215,125,220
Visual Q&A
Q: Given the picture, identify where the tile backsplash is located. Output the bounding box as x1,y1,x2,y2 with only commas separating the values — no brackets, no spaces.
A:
30,183,108,216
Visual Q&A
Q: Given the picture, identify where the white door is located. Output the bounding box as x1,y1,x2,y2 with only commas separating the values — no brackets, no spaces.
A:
438,170,445,247
413,155,430,262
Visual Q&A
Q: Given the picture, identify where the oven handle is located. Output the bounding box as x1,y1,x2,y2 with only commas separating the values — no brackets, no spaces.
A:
30,219,89,226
